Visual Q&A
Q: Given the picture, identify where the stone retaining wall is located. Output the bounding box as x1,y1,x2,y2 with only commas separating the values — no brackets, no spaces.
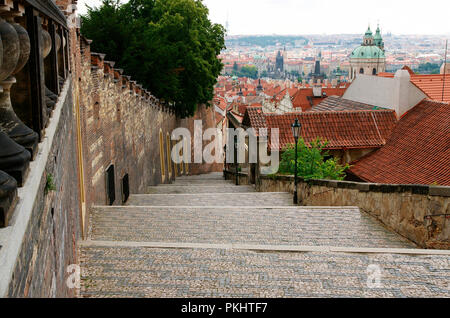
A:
223,170,251,185
224,170,450,249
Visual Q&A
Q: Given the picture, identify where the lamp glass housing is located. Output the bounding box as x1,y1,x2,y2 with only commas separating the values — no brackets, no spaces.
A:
291,119,301,140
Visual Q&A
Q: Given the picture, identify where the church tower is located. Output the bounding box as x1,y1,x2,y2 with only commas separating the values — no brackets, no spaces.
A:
349,25,386,81
374,25,384,51
276,50,284,72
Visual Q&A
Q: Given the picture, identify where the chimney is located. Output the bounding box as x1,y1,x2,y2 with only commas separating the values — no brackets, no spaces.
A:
393,70,411,118
312,84,322,97
441,63,450,75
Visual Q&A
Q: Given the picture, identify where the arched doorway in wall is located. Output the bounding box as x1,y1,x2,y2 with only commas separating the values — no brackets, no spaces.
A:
360,68,364,74
105,164,115,205
372,68,377,75
159,129,165,183
166,133,172,180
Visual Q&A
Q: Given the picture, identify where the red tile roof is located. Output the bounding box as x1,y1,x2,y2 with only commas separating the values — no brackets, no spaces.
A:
242,107,267,134
214,96,227,111
349,100,450,186
290,87,349,111
410,74,450,103
378,69,450,103
263,110,397,151
310,96,388,112
215,112,224,125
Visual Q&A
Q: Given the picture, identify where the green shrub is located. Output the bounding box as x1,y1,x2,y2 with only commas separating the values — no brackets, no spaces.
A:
279,138,350,181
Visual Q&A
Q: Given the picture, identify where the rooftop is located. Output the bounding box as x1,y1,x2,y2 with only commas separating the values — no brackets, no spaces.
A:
310,96,388,112
349,100,450,186
378,68,450,103
244,108,398,151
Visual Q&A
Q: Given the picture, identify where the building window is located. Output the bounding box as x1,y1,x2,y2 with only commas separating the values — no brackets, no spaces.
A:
159,130,165,182
359,68,364,74
372,68,377,75
105,165,115,205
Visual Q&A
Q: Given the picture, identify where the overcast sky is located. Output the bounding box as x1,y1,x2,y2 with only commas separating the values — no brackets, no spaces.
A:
77,0,450,35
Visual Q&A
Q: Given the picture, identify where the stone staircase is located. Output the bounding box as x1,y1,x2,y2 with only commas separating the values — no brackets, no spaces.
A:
80,172,450,298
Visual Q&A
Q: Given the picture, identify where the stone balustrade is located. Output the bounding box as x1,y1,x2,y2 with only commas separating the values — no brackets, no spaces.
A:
0,0,69,227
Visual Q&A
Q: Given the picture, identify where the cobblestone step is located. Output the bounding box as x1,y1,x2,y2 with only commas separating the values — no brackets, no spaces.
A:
175,173,224,181
147,185,256,194
79,246,450,298
126,192,294,207
81,173,449,298
167,179,235,185
89,206,415,249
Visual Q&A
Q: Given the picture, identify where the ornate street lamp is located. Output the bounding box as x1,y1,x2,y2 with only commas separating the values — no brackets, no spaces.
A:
291,118,301,204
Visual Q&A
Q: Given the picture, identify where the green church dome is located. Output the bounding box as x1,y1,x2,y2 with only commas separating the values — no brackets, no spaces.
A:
351,45,385,59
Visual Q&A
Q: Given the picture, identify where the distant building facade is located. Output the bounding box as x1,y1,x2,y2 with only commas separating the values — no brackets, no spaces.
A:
350,26,386,80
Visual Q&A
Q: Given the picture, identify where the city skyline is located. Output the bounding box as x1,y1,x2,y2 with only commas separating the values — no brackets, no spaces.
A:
77,0,450,36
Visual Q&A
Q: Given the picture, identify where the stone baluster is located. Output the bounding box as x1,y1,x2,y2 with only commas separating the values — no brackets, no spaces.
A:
0,169,18,228
0,10,39,154
0,18,18,227
41,28,57,115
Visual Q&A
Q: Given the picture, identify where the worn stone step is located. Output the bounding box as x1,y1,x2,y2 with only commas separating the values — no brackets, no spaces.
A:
170,179,234,185
175,173,224,181
88,206,415,249
79,246,450,298
147,185,255,194
126,192,294,207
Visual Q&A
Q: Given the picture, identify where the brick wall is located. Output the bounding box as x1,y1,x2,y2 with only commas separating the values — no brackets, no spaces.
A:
74,37,178,233
74,34,222,234
3,2,223,297
6,82,81,297
178,103,224,175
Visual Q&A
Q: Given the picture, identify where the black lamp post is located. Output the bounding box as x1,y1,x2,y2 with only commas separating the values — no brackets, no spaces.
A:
291,118,301,204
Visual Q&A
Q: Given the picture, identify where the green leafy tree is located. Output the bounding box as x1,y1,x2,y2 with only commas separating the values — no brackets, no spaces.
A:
278,138,350,181
81,0,225,118
233,65,258,79
415,62,441,75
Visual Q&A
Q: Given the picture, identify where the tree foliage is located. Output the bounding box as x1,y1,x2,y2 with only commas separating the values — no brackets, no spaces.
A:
231,65,258,79
81,0,226,118
279,138,350,181
414,62,441,75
